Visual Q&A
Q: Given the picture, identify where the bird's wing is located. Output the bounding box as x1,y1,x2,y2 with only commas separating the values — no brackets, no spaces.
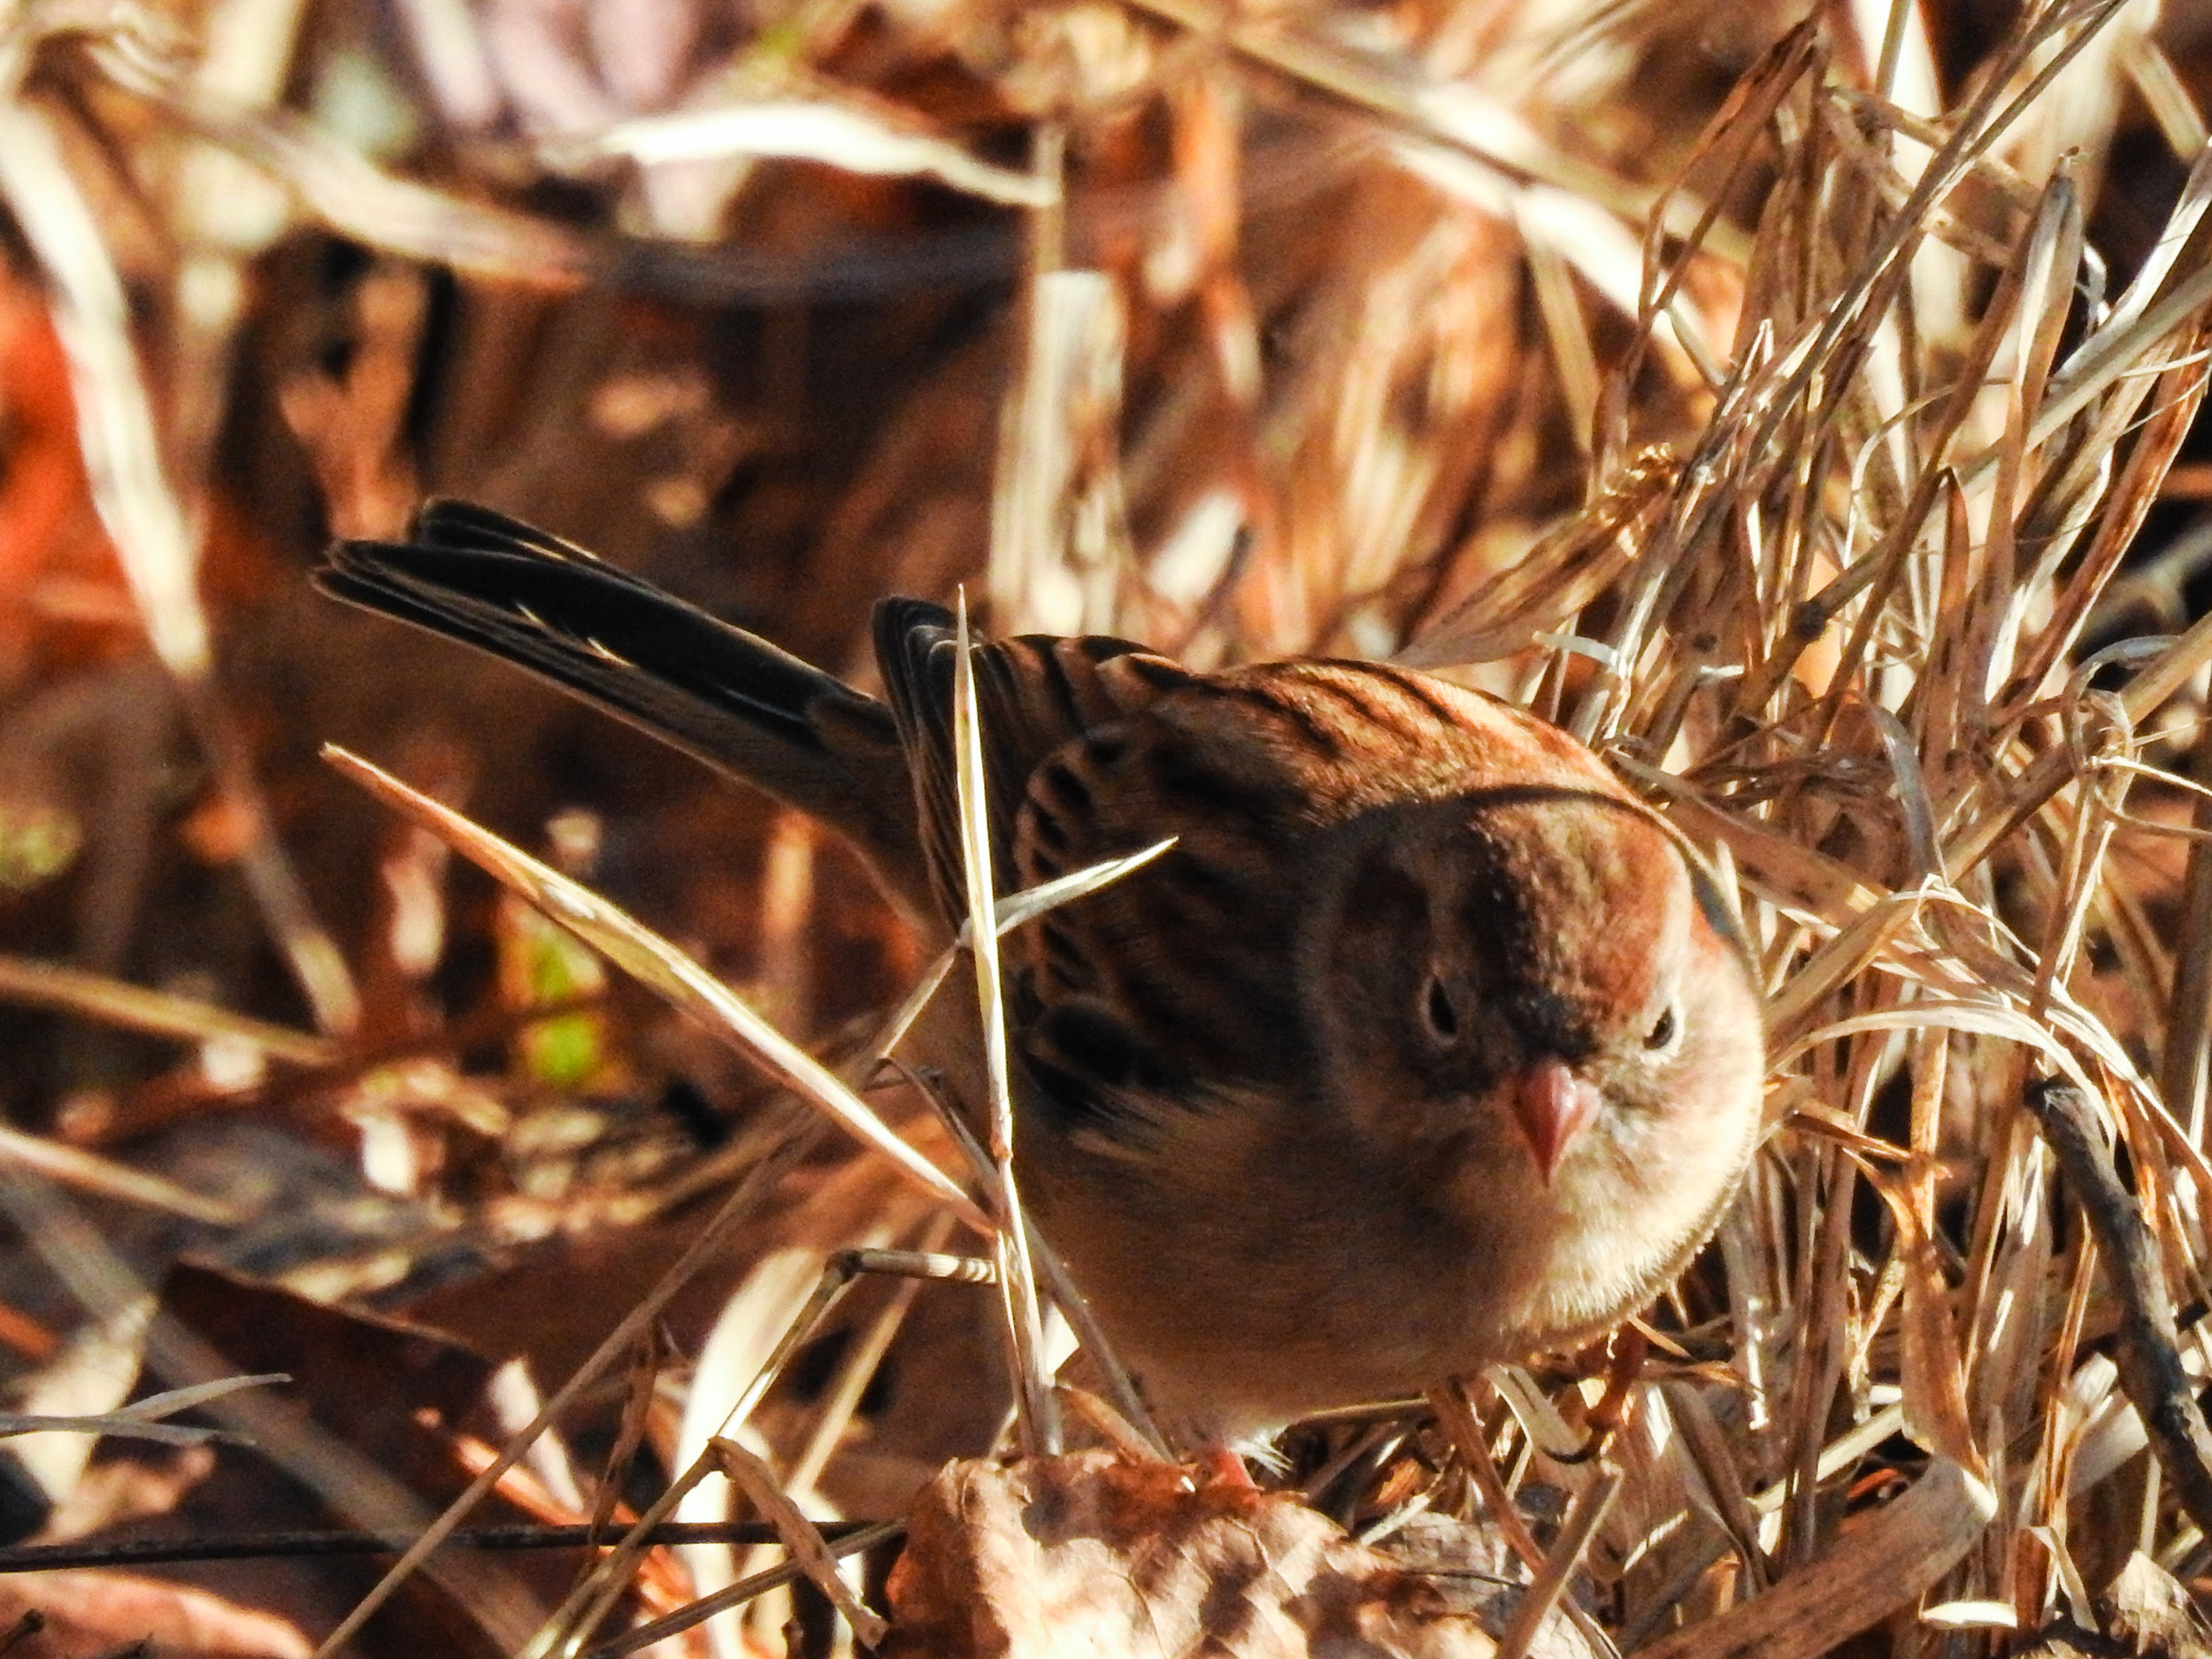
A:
319,501,932,919
868,601,1194,928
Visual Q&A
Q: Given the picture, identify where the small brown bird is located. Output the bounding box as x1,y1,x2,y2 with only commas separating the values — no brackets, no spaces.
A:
320,502,1766,1441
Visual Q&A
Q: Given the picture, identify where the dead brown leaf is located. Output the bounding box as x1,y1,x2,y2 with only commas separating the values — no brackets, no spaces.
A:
0,1572,310,1657
881,1449,1571,1658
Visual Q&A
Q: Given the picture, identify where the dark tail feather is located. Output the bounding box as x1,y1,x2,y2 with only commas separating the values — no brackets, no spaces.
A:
318,502,931,918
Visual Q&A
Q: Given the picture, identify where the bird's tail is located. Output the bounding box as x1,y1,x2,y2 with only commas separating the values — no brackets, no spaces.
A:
318,500,930,915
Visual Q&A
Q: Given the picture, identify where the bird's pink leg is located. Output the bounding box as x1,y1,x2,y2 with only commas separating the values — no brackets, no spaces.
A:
1197,1444,1258,1488
1556,1325,1649,1465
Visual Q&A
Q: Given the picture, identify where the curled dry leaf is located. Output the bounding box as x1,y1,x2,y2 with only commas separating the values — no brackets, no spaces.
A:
2012,1551,2212,1659
2099,1552,2212,1657
882,1448,1596,1659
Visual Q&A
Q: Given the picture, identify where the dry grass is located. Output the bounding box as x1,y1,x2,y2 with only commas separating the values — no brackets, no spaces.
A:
3,0,2212,1655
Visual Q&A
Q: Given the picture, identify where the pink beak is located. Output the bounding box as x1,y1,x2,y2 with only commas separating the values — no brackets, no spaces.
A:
1512,1058,1601,1184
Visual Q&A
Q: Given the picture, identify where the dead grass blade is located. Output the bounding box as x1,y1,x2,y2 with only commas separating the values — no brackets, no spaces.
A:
1638,1460,1997,1659
0,48,358,1034
710,1436,890,1647
0,956,334,1066
949,595,1057,1455
323,744,987,1229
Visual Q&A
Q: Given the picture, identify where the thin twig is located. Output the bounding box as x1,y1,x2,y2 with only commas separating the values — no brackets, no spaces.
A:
2022,1079,2212,1539
0,1518,890,1573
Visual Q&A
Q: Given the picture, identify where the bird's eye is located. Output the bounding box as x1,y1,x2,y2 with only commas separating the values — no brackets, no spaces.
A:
1423,976,1459,1042
1644,1005,1678,1051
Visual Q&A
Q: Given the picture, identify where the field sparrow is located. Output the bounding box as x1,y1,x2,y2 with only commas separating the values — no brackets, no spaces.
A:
320,502,1767,1441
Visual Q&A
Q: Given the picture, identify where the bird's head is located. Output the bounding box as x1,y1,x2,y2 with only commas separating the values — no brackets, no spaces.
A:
1304,787,1764,1237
